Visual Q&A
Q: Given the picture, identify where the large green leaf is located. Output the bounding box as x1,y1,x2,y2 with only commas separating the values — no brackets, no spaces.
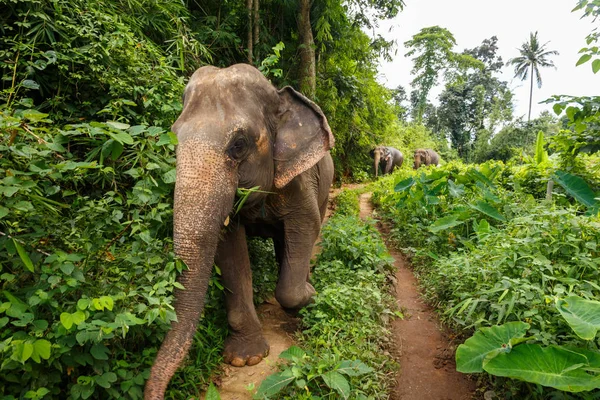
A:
469,200,506,222
278,345,306,361
321,371,350,399
456,321,530,373
254,370,294,398
447,179,465,198
553,170,598,208
484,344,600,392
556,296,600,340
13,239,34,272
394,177,415,192
429,213,466,233
336,360,373,376
534,131,548,165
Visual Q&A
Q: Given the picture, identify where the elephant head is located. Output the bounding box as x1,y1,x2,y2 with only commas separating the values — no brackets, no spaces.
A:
413,148,430,169
144,64,334,399
370,146,388,177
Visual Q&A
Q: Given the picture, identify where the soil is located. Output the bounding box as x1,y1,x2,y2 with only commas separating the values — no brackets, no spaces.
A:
211,189,476,400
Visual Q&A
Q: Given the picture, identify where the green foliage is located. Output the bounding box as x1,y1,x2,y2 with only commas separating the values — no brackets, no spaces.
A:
372,158,600,398
553,170,600,212
457,296,600,392
333,190,361,217
258,210,398,399
404,26,483,122
372,161,514,254
0,0,193,125
258,42,285,79
573,1,600,74
253,346,373,399
473,112,560,164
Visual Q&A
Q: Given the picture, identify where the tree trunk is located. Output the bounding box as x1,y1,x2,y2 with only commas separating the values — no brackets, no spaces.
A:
546,179,554,201
246,0,253,63
528,64,534,122
253,0,260,48
298,0,316,99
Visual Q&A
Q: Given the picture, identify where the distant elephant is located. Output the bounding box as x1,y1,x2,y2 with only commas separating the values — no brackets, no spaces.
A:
144,64,334,399
370,146,404,177
413,148,440,169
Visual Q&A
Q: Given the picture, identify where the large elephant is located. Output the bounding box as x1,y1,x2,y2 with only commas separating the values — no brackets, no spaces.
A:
413,148,440,169
144,64,334,399
370,146,404,177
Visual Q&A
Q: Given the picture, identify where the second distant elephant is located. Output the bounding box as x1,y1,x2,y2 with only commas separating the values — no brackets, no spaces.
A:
370,146,404,177
413,148,440,169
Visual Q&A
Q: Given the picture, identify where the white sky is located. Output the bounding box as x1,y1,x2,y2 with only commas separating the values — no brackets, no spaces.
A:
374,0,599,120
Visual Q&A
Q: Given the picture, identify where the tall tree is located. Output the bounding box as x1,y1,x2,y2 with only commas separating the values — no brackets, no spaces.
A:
435,37,514,159
404,26,457,122
508,31,558,121
404,26,481,123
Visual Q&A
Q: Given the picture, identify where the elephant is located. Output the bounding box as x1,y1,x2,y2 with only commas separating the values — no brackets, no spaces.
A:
144,64,335,399
370,146,404,177
413,148,440,169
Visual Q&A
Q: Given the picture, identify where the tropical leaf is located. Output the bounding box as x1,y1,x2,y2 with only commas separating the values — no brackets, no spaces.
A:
321,371,350,399
469,200,506,222
336,360,373,376
484,344,600,392
556,296,600,340
456,321,530,373
553,170,598,208
13,239,34,272
279,345,306,361
447,179,465,198
394,177,415,192
429,213,466,233
254,370,294,398
534,131,549,165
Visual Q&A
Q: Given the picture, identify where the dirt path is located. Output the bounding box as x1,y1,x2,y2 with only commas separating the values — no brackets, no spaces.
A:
358,192,476,400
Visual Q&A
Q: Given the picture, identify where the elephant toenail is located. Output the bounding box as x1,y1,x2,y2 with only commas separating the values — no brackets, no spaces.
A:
247,356,262,366
231,357,246,367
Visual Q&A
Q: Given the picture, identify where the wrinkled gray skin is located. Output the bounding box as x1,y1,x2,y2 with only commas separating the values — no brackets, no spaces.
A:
413,148,440,169
370,146,403,177
144,64,334,399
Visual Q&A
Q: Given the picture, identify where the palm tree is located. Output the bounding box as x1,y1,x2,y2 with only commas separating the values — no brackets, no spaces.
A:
508,32,559,121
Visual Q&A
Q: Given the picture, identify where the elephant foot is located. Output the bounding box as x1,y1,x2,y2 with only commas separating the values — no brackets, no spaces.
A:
223,333,269,367
275,282,316,310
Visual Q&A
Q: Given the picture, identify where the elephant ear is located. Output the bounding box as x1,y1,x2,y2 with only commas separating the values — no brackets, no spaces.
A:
273,86,334,189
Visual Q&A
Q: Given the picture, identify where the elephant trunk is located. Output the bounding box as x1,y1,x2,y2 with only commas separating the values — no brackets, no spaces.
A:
413,156,419,170
374,151,380,178
145,142,236,399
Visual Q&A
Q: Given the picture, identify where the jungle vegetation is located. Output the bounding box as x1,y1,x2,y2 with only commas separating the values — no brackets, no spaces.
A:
1,0,600,398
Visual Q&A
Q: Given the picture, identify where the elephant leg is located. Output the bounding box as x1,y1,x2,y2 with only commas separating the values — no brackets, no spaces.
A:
216,224,269,367
274,212,319,310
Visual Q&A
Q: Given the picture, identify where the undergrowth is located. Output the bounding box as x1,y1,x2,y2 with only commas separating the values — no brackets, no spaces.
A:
371,161,600,399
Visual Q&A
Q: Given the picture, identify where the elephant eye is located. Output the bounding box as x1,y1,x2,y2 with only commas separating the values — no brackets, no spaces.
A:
228,135,250,161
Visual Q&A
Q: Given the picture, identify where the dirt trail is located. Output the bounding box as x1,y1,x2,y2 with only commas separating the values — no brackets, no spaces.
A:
358,192,476,400
214,189,338,400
